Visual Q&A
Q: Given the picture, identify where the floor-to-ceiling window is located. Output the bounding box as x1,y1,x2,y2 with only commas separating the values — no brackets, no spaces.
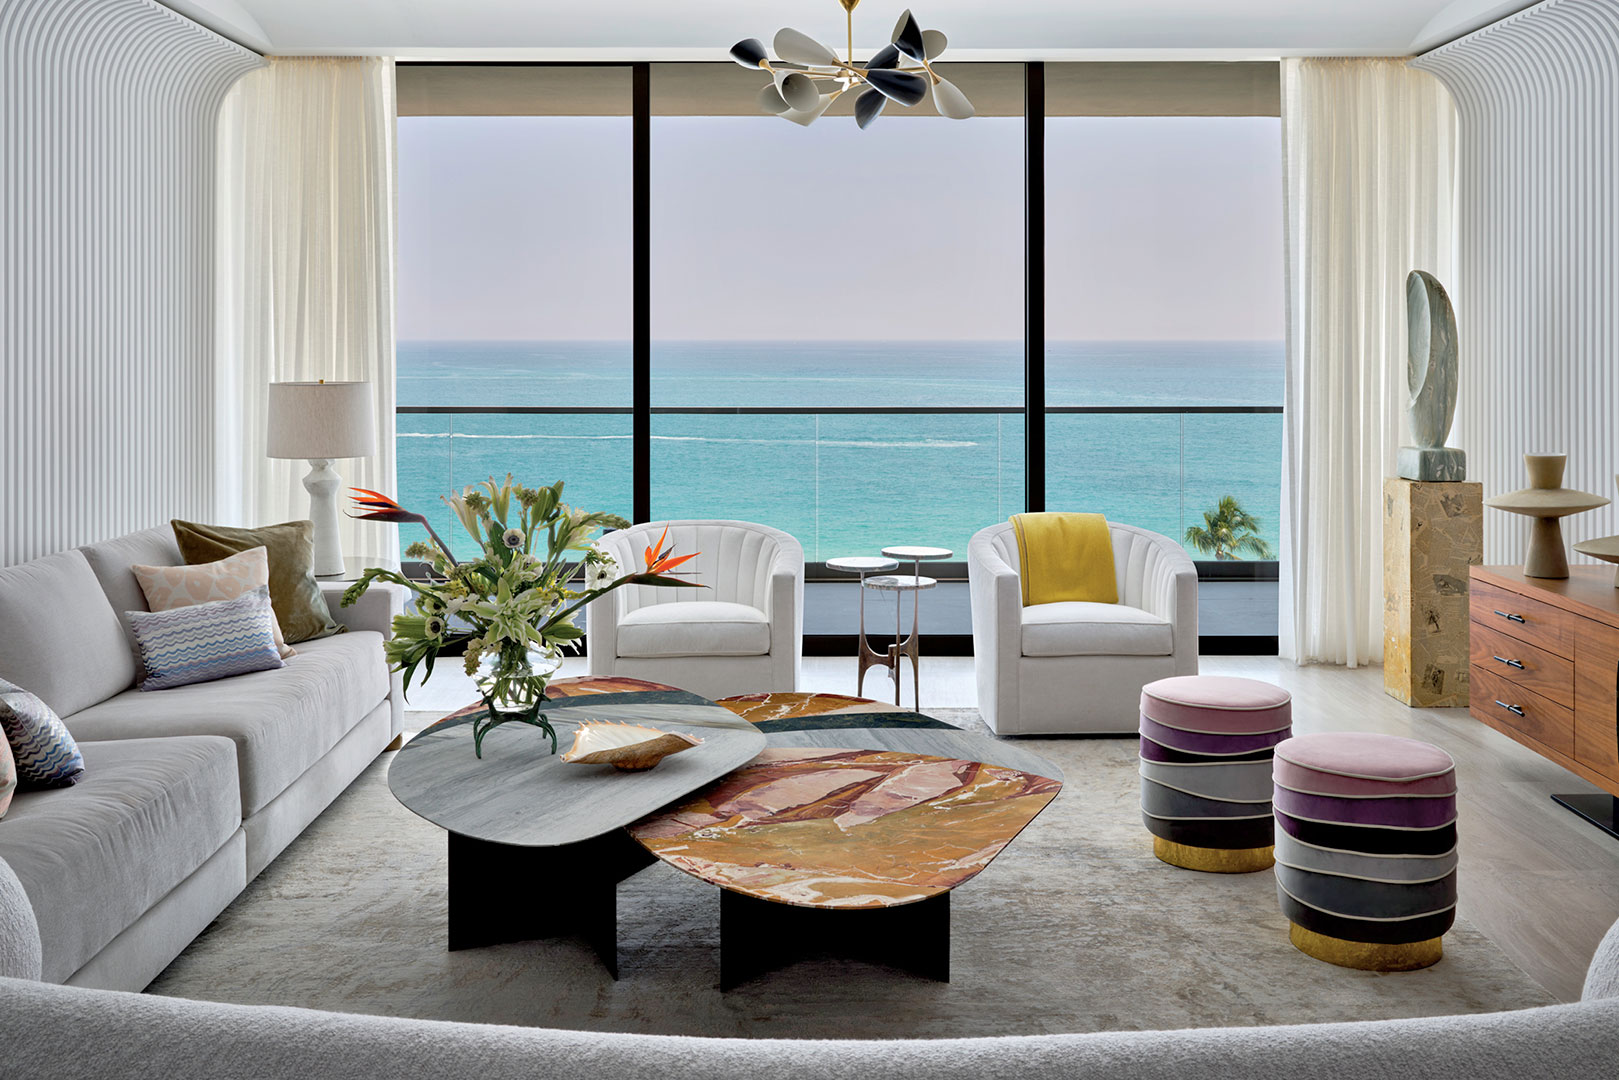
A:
648,64,1025,565
1044,64,1284,569
390,61,1284,638
395,67,633,561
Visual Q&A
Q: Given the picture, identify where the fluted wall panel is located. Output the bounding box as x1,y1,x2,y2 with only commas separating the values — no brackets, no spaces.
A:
1414,0,1619,566
0,0,262,566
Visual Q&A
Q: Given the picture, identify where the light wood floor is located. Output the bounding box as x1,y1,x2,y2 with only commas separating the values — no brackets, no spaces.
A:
406,653,1619,1003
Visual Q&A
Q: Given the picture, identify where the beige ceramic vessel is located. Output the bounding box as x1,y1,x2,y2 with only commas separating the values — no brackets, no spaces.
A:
1487,455,1610,578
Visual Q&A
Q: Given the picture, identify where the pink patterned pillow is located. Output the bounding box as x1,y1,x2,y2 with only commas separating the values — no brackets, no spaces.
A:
132,546,295,658
0,735,14,820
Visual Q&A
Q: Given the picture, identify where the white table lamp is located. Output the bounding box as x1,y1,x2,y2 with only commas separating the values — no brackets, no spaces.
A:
266,380,376,577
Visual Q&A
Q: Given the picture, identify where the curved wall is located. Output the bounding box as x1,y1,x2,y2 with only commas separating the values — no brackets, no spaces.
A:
1413,0,1619,565
0,0,262,565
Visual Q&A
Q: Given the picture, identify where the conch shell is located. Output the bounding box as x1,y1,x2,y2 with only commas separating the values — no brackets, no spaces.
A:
561,721,702,771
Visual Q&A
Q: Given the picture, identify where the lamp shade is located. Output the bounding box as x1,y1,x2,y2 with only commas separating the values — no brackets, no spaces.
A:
266,381,376,460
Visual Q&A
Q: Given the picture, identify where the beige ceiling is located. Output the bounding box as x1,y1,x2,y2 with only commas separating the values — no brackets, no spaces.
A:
165,0,1537,59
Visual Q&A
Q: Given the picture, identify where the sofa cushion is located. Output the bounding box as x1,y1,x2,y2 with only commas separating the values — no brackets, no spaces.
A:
0,678,84,790
0,737,240,983
0,549,136,717
61,632,388,816
134,546,295,658
128,588,284,690
78,527,185,653
1021,601,1173,657
617,602,770,658
171,520,339,645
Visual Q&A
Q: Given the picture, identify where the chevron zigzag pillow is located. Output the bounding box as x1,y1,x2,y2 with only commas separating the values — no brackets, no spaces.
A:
128,585,285,691
0,677,85,790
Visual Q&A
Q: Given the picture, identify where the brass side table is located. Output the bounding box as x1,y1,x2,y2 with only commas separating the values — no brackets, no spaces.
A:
870,546,954,710
826,556,899,698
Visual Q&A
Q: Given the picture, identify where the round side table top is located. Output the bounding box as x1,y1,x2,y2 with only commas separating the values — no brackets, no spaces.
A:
882,545,953,561
826,556,900,575
865,574,937,592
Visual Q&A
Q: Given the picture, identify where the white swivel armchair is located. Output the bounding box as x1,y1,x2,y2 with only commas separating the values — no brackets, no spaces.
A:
968,520,1198,735
586,520,804,701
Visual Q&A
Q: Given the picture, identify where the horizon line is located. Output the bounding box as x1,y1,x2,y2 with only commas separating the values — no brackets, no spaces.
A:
396,337,1286,345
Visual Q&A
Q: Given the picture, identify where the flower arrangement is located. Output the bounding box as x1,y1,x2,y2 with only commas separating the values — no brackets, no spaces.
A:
343,476,701,758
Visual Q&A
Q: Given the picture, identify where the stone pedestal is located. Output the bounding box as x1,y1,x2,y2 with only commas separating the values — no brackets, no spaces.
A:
1383,479,1483,707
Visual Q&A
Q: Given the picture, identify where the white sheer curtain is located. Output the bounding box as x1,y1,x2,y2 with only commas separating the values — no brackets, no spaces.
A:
1279,58,1457,666
216,57,399,565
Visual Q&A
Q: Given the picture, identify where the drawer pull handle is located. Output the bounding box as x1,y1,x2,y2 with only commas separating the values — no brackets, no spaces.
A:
1495,700,1526,717
1494,610,1527,624
1492,655,1526,670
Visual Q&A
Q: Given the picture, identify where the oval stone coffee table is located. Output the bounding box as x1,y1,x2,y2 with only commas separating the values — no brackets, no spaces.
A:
389,678,765,977
632,693,1064,989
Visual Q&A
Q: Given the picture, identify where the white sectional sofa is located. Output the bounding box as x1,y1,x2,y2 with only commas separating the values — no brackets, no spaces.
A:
0,527,405,991
0,911,1614,1080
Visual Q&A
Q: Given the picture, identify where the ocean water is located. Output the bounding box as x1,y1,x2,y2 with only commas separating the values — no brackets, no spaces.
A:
395,340,1283,564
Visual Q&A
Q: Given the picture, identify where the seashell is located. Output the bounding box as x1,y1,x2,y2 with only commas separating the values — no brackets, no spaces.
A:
561,721,703,771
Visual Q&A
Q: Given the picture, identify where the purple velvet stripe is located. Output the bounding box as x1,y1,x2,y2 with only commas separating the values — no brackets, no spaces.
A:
1139,715,1291,756
1139,736,1275,765
1275,810,1456,857
1272,785,1457,829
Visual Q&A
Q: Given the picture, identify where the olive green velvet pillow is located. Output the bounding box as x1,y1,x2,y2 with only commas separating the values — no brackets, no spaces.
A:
170,520,340,644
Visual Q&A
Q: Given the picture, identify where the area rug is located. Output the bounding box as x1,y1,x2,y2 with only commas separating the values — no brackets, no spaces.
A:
146,708,1555,1038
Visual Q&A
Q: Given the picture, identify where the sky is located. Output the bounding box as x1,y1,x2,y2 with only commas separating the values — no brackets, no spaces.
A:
396,113,1283,342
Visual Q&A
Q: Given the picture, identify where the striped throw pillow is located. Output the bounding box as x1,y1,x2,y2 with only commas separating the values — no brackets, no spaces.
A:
128,585,285,691
0,677,85,790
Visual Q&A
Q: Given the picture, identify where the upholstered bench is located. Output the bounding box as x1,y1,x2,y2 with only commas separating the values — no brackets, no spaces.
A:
1272,731,1459,971
1138,675,1292,873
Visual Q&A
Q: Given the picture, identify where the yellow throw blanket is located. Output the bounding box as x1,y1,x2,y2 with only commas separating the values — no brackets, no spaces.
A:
1010,512,1118,606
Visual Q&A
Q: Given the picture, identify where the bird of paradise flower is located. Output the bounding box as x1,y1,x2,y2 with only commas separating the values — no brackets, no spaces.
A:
340,478,704,759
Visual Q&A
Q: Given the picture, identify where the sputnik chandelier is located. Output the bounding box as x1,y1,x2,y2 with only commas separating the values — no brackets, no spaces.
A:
729,1,974,128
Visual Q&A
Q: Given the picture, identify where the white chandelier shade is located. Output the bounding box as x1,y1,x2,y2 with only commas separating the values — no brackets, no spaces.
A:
729,7,975,129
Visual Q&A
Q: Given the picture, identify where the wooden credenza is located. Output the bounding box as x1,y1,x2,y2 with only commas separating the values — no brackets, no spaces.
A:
1470,565,1619,795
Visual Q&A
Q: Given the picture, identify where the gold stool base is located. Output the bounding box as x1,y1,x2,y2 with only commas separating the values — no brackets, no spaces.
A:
1153,836,1275,873
1289,923,1443,971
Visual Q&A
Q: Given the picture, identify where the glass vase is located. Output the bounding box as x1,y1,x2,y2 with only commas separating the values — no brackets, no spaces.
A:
472,645,562,759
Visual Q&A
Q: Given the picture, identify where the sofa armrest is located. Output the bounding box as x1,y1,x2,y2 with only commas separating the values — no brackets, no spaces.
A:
968,530,1023,730
1585,916,1619,1001
766,541,804,682
0,855,41,982
585,535,633,674
1134,537,1198,669
324,580,409,739
323,580,408,637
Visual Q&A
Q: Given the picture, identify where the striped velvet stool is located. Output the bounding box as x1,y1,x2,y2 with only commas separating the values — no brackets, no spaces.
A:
1272,732,1458,971
1139,675,1293,873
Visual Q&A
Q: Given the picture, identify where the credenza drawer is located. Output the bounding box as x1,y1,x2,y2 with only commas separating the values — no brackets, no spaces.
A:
1469,621,1574,708
1470,579,1576,658
1470,662,1575,758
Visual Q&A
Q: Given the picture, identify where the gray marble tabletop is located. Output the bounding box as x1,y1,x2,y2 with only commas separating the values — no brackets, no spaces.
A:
388,699,766,848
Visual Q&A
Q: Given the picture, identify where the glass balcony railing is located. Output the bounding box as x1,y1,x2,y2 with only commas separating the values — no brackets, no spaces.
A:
396,406,1281,568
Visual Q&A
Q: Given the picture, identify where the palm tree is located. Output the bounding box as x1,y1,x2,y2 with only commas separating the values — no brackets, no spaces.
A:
1184,496,1276,560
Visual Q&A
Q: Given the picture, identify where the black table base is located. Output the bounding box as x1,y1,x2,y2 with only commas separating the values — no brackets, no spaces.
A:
1552,793,1619,841
447,830,654,978
719,889,950,990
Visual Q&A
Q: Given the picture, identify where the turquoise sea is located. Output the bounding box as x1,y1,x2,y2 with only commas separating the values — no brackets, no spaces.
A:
395,341,1284,564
